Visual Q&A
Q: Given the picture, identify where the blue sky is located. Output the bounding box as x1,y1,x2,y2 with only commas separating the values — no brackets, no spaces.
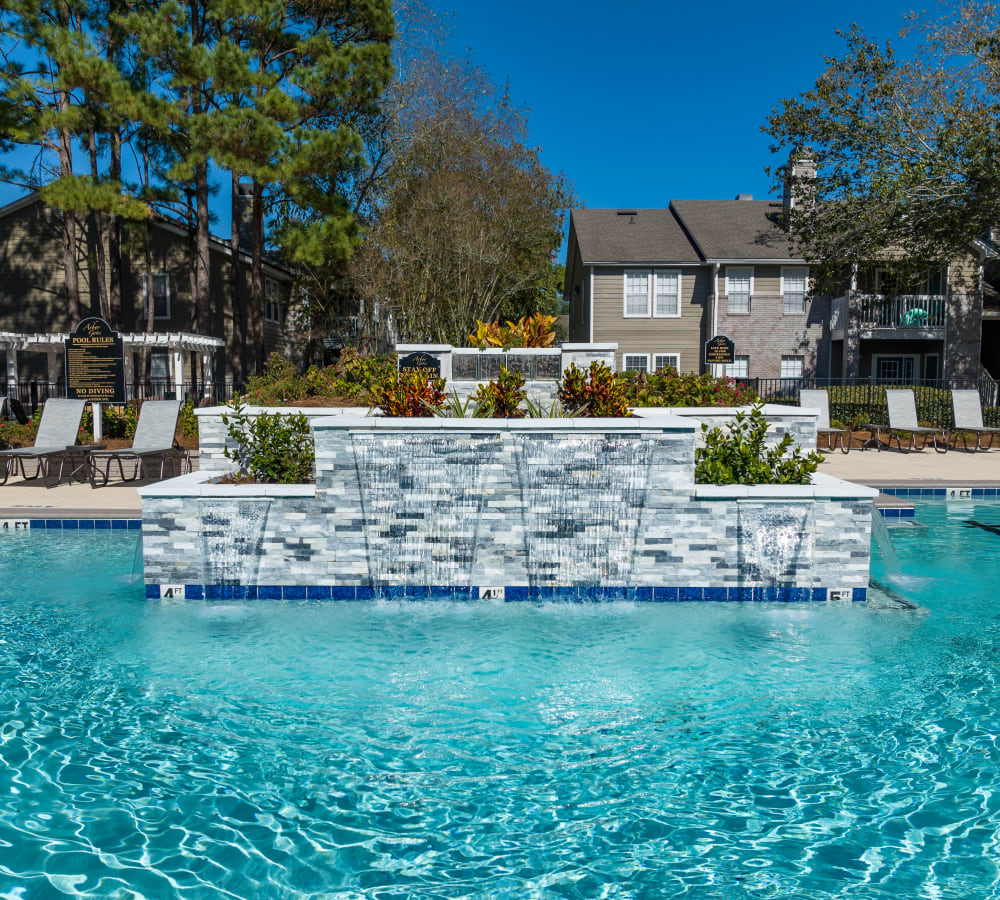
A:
429,0,915,211
0,0,917,246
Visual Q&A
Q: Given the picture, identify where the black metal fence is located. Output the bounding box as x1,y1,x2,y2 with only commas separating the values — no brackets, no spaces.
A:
736,376,1000,429
1,380,243,414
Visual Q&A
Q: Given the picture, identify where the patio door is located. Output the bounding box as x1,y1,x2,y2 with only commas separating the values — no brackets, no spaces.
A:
875,355,916,382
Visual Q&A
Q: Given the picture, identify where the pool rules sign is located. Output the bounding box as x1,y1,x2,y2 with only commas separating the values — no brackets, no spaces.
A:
65,317,126,404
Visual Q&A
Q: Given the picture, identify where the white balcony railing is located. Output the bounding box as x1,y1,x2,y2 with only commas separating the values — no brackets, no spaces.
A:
858,294,946,329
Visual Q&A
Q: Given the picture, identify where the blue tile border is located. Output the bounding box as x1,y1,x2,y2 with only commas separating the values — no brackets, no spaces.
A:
142,584,870,603
879,487,1000,497
29,518,141,530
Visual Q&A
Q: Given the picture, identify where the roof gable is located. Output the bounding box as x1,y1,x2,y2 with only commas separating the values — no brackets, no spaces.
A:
571,208,702,264
670,200,799,261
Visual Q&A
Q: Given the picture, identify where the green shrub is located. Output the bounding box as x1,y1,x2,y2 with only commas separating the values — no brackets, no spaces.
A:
623,368,758,407
0,410,40,447
178,399,199,439
469,366,527,417
243,350,397,406
695,404,822,485
558,362,631,417
80,403,139,440
221,396,315,484
370,370,447,417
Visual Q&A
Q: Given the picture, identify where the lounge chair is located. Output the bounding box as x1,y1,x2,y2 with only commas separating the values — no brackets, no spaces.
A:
861,389,948,453
799,389,849,453
949,389,1000,451
0,398,87,486
87,399,189,486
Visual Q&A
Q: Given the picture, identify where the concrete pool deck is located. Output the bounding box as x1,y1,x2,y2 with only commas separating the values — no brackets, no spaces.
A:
0,447,996,518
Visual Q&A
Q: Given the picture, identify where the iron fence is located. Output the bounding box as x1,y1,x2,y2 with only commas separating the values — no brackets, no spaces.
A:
1,380,243,415
737,376,1000,429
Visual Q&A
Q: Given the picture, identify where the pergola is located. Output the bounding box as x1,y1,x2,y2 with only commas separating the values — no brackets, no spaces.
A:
0,330,225,397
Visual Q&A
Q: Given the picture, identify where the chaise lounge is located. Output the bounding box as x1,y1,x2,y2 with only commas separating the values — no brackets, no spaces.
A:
799,389,849,453
949,389,1000,451
87,399,189,486
861,389,948,453
0,398,87,487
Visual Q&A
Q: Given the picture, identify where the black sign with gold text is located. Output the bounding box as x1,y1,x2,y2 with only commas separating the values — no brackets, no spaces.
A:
398,352,442,376
704,335,735,366
65,317,126,403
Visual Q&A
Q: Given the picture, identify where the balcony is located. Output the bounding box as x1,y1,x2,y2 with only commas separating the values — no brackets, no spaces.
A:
830,294,946,340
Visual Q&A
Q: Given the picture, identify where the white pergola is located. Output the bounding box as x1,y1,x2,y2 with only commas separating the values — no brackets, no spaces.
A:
0,330,225,397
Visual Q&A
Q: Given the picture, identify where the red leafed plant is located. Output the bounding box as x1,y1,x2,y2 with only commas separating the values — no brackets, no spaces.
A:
558,362,632,417
370,370,447,417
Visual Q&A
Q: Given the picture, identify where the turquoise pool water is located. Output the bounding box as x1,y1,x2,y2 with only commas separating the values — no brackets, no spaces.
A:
1,502,999,897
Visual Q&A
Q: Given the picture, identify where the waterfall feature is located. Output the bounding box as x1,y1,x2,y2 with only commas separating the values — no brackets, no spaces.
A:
516,435,652,586
200,500,271,585
128,532,144,583
870,503,901,581
353,434,500,584
738,501,815,585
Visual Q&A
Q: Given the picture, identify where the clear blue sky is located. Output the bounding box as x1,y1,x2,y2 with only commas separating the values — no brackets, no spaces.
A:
0,0,918,247
429,0,915,213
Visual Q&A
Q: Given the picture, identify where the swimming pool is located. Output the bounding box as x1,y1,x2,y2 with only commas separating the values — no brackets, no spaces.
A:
1,501,998,897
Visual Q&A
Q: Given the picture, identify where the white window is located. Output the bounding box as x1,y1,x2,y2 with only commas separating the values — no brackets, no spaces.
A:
653,353,679,372
623,269,683,318
265,277,282,323
150,351,169,381
145,272,171,319
780,355,804,380
653,270,681,317
624,270,650,317
726,267,753,314
728,355,749,379
781,267,808,314
623,353,650,373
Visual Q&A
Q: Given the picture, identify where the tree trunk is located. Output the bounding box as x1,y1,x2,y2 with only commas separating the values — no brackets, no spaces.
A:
56,98,79,326
229,171,244,383
195,161,210,336
108,127,122,330
87,128,110,321
250,179,264,373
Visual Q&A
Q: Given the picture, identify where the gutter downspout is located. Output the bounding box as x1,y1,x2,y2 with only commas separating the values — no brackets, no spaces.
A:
711,262,720,376
589,266,594,344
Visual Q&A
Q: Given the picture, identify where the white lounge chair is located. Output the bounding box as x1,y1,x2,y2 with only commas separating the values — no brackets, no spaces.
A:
0,398,87,486
87,399,189,485
799,389,849,453
950,389,1000,451
861,389,947,453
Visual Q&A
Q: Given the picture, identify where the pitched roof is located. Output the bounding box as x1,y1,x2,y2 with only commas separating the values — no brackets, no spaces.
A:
571,208,702,264
671,200,799,261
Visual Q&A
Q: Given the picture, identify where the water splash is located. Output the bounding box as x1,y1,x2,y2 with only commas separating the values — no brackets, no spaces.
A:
738,501,815,585
870,502,901,581
353,434,500,584
516,435,652,586
128,532,144,583
200,500,271,585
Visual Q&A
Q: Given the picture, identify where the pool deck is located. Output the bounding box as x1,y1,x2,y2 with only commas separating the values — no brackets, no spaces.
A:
0,447,996,518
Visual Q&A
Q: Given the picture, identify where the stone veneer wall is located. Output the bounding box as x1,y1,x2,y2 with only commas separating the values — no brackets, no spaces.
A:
143,417,872,596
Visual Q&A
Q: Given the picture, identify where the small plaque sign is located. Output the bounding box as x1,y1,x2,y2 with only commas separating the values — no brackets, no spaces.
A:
704,334,735,366
398,352,441,376
0,519,30,532
160,585,186,599
65,317,126,403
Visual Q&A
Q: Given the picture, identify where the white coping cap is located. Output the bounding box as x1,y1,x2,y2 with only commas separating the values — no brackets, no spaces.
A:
311,415,696,432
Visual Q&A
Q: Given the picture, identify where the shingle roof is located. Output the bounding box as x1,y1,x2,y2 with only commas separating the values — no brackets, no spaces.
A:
571,208,701,264
670,200,799,261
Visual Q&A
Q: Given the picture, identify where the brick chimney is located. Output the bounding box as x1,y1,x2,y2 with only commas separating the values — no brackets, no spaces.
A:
237,182,254,251
782,147,816,221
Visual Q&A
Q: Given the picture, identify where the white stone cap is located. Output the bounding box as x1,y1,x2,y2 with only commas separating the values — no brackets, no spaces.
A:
194,405,370,417
637,404,817,417
560,343,618,351
312,415,696,432
395,344,453,352
694,472,878,500
451,347,560,355
138,470,316,498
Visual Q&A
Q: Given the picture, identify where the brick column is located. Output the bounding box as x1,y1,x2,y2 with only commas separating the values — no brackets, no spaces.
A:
844,290,862,379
